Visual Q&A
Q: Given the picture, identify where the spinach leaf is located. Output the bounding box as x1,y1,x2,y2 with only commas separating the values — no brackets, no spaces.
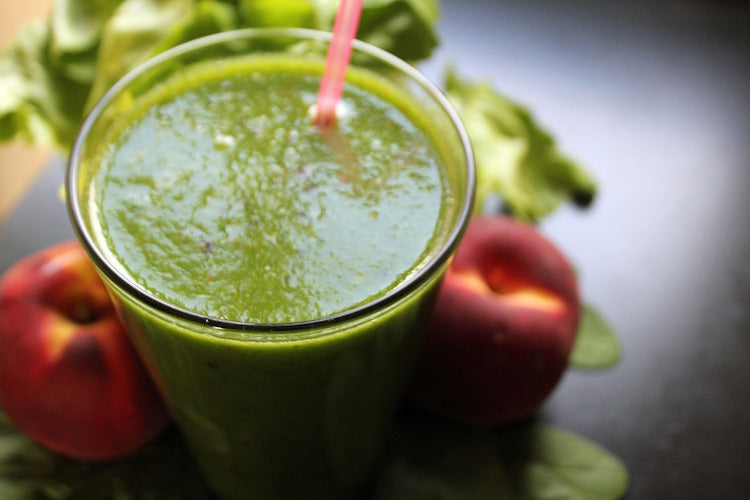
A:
0,412,210,499
373,415,629,500
444,67,597,222
570,303,622,370
500,421,629,499
0,0,440,152
1,408,628,499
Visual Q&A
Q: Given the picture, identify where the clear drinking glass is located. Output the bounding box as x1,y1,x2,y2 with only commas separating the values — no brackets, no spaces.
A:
67,28,474,499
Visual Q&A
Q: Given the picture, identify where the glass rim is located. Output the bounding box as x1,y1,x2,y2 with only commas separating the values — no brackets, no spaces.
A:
66,27,475,333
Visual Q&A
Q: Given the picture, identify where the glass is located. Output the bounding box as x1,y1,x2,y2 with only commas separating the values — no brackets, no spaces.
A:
67,28,474,499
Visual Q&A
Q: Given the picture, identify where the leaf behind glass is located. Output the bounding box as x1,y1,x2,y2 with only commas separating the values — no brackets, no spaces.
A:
570,303,622,369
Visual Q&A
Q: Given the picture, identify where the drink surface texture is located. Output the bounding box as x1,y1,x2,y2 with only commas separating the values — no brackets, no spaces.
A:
88,58,446,324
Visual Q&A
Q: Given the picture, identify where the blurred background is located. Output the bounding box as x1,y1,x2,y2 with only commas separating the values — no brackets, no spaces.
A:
0,0,52,218
2,0,749,497
416,1,749,498
418,1,750,498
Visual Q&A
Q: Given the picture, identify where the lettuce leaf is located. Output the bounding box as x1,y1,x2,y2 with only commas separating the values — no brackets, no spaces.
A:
310,0,439,61
86,0,237,109
342,0,439,62
239,0,318,29
2,1,596,224
0,0,440,152
445,68,597,222
0,22,89,149
49,0,124,84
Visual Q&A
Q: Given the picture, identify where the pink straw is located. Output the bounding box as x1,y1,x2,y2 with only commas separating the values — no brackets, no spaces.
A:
314,0,363,127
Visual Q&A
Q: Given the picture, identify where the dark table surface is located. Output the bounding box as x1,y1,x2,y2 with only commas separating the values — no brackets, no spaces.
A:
2,1,749,498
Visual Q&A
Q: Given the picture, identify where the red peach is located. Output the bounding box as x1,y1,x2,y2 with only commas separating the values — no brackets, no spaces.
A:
409,216,581,425
0,241,169,460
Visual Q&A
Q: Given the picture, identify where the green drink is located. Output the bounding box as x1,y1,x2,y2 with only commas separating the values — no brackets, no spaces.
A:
67,29,474,499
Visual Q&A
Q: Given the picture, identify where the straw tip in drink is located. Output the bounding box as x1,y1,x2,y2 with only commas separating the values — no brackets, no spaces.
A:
309,101,349,127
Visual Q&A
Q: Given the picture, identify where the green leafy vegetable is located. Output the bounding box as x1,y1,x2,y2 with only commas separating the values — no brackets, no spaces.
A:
373,415,629,499
49,0,123,84
85,0,237,110
0,0,440,152
0,412,210,499
310,0,439,61
0,22,89,149
0,409,628,499
570,303,622,370
350,0,440,62
444,67,597,222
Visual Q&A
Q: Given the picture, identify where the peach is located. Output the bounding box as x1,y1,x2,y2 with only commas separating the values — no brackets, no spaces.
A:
409,216,581,425
0,241,169,460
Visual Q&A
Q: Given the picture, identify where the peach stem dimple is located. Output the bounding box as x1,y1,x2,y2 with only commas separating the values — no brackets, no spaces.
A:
452,269,565,313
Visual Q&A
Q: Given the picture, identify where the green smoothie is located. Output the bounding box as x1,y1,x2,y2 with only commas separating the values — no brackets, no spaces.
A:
91,58,447,325
68,30,473,500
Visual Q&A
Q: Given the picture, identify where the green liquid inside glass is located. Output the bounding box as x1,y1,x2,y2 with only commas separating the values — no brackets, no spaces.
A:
90,57,449,325
78,53,464,499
